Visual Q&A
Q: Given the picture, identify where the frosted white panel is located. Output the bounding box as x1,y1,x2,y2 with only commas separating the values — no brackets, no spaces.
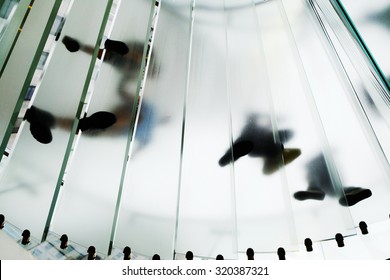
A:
0,0,57,155
0,0,71,240
50,0,154,255
0,0,111,241
258,0,356,241
339,0,390,77
174,0,238,259
224,0,298,253
304,0,390,224
114,0,190,260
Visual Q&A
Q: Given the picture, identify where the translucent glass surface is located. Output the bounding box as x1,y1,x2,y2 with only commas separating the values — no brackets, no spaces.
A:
256,0,356,242
0,0,58,157
171,0,238,259
114,0,190,260
312,0,390,162
0,0,29,72
50,0,154,254
306,0,390,224
225,0,298,254
338,0,390,77
0,0,110,241
0,0,389,260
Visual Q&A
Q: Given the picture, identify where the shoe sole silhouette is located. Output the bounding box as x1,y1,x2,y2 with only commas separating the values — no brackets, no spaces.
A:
262,148,301,175
25,106,55,144
218,140,254,167
62,36,80,52
104,39,129,55
339,188,372,206
294,189,326,201
78,111,117,131
29,122,52,144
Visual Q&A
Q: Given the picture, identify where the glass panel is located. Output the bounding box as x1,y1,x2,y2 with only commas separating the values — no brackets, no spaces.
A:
312,0,390,162
114,0,189,260
0,0,109,241
0,0,54,156
173,0,237,260
225,0,298,254
50,0,154,255
261,0,356,241
307,0,390,224
0,0,24,69
338,0,390,78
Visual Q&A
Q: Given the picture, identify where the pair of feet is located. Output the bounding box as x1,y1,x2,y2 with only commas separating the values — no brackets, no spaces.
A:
294,187,372,206
24,106,117,144
62,36,129,58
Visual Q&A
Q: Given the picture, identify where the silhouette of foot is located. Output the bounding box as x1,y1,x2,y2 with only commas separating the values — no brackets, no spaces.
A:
24,106,56,144
262,148,301,175
339,187,372,206
62,36,80,52
294,189,326,201
104,39,129,55
219,140,253,166
78,111,117,132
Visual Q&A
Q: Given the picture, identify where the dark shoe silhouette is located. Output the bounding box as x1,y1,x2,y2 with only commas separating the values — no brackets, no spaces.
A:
62,36,80,52
78,111,117,132
24,106,55,144
339,187,372,206
262,148,301,175
219,140,253,167
104,39,129,55
294,189,325,201
29,122,52,144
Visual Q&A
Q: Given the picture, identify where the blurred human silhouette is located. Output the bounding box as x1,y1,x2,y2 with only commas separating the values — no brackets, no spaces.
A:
24,101,157,153
24,106,116,144
216,254,224,260
277,247,286,260
0,214,4,229
293,153,372,206
62,36,143,80
335,233,344,247
304,238,313,252
123,246,131,260
185,251,193,260
152,254,160,260
21,229,30,245
246,248,254,260
219,115,301,175
62,36,157,103
26,36,158,149
60,234,68,250
359,221,368,235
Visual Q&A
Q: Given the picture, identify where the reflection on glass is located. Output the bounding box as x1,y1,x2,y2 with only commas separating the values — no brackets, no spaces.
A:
0,0,20,37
